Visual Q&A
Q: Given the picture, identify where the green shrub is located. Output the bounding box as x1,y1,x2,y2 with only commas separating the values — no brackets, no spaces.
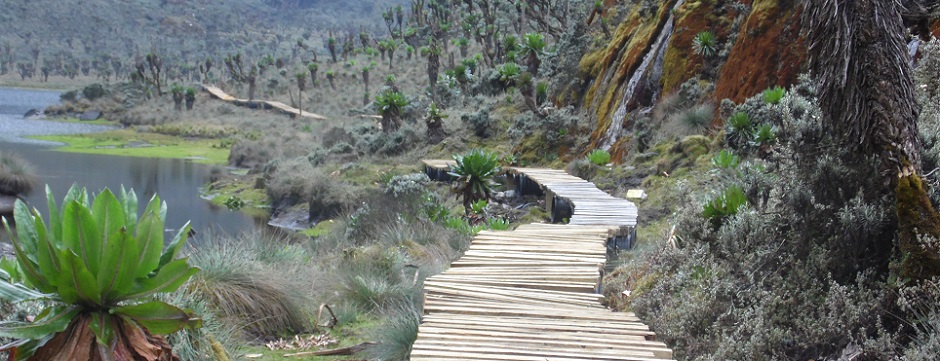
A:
223,196,244,210
702,185,748,227
725,112,754,149
448,149,501,212
711,149,739,170
82,83,107,101
496,62,522,87
587,149,611,166
0,185,200,359
692,31,717,58
469,199,488,215
762,86,786,105
753,123,778,146
488,218,510,230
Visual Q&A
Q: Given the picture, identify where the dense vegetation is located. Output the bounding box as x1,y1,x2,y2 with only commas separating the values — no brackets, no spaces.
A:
2,0,940,360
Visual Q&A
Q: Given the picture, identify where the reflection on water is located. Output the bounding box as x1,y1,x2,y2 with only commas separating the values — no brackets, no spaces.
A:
0,87,259,245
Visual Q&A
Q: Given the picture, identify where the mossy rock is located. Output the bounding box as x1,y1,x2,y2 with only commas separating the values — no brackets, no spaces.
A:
675,135,711,158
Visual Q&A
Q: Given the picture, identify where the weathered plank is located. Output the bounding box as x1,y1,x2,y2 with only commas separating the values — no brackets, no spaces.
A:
415,161,671,360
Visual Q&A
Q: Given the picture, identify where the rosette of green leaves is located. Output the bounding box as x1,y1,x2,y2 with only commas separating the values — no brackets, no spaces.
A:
0,185,200,359
449,149,501,212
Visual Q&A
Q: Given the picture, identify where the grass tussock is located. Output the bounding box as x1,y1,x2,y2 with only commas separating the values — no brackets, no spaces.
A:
186,231,314,339
0,152,39,196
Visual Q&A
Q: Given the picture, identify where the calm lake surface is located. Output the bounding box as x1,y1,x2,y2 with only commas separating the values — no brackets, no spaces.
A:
0,87,258,241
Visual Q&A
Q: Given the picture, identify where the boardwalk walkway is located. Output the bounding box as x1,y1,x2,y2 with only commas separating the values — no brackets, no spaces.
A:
201,85,327,120
414,161,672,361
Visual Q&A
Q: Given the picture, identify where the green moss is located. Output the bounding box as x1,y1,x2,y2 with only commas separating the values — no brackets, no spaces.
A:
31,129,230,164
204,176,270,218
896,174,940,282
303,220,337,237
579,47,608,77
41,117,118,126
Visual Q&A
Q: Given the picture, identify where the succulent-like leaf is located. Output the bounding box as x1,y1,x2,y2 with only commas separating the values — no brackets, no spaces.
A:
3,217,50,293
29,213,60,284
114,258,198,302
135,196,165,278
0,278,52,303
98,227,133,302
46,185,62,243
0,305,80,340
13,201,39,261
62,201,102,276
113,301,201,335
58,250,103,305
159,221,190,268
93,189,126,256
120,186,138,235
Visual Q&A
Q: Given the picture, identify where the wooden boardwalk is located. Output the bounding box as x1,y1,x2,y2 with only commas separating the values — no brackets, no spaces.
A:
414,161,671,360
201,85,328,120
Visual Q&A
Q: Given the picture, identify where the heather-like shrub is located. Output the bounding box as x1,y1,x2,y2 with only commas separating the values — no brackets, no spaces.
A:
614,78,908,359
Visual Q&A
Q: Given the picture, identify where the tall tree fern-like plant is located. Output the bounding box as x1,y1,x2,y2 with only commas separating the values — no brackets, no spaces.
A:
448,149,501,214
0,185,200,360
803,0,940,281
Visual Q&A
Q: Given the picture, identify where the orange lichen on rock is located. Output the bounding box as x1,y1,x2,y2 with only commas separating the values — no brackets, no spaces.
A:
713,0,806,107
660,0,734,95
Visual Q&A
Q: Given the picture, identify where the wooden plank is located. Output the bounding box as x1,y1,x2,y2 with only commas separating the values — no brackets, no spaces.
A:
414,164,672,360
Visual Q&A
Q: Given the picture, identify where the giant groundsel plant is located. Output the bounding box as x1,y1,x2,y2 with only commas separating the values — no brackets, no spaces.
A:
0,184,200,360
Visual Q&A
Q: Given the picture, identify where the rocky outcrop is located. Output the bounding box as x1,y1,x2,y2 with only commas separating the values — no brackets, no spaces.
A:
580,0,809,159
713,0,806,105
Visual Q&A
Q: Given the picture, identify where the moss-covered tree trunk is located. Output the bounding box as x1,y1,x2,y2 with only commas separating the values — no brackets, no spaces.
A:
804,0,940,282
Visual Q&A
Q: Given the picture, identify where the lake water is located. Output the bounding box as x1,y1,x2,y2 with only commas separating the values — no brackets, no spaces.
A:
0,87,258,242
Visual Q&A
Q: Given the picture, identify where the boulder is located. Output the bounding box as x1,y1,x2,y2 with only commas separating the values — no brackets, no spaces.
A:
79,109,102,121
23,108,43,119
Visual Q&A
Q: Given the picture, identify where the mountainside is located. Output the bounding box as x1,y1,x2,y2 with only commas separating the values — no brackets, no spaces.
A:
572,0,940,161
0,0,403,74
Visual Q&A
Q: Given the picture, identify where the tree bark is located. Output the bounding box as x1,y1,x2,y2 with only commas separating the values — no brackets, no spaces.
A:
804,0,940,282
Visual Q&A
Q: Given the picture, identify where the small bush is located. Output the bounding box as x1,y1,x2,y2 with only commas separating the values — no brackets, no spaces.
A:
753,123,778,146
82,83,108,101
364,302,421,361
692,31,717,58
702,185,748,227
223,196,245,210
762,86,786,105
725,112,754,149
587,149,611,166
711,149,739,170
385,173,430,198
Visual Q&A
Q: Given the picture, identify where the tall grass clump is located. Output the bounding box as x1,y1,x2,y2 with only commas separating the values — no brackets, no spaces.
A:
333,247,415,313
364,301,422,361
0,152,39,196
186,231,312,338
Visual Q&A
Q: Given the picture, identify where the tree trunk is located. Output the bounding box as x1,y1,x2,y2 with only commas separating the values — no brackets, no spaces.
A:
804,0,940,282
381,113,401,133
426,116,446,143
